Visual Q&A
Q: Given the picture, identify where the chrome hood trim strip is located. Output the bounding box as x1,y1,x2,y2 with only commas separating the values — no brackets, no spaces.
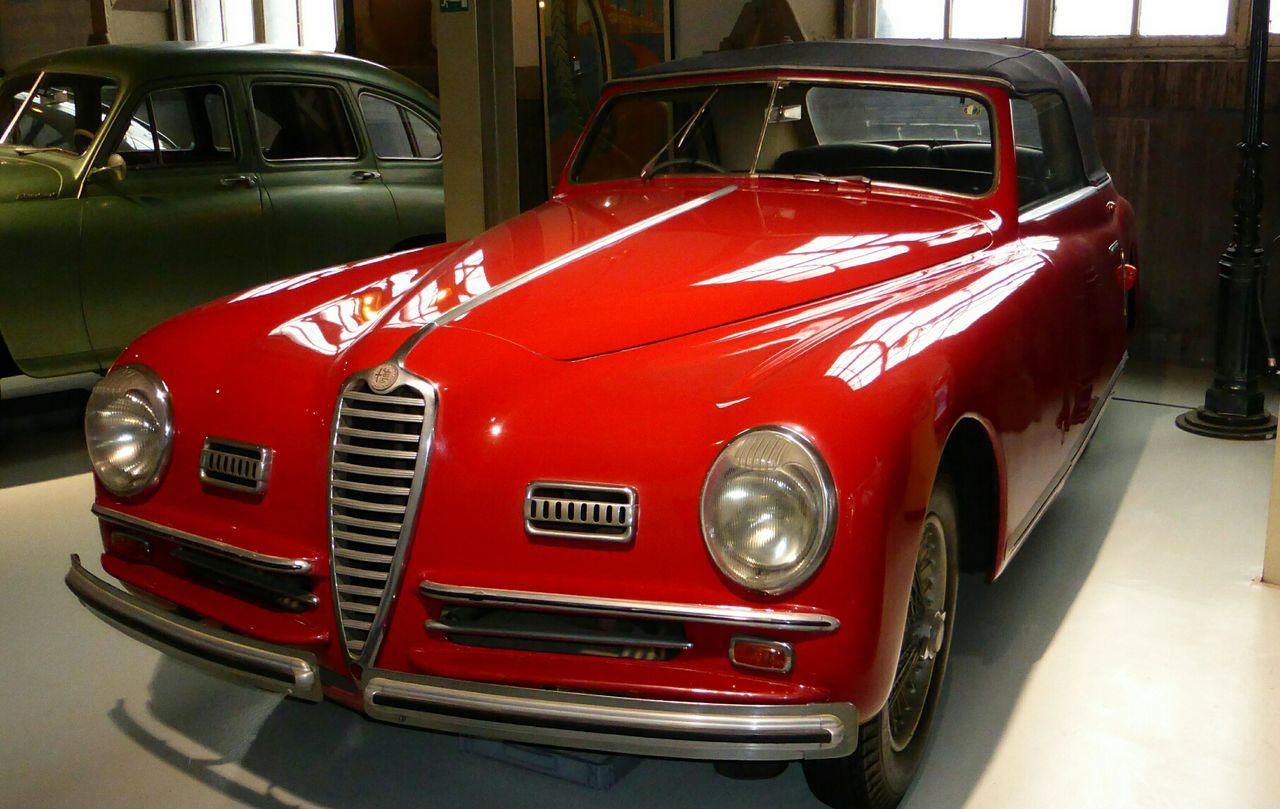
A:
391,184,739,363
91,504,313,574
420,579,839,633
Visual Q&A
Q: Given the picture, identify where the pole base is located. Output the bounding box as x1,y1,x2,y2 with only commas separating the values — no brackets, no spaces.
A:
1176,407,1277,440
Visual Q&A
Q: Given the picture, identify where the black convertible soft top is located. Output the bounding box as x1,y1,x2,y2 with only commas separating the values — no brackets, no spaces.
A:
622,40,1106,184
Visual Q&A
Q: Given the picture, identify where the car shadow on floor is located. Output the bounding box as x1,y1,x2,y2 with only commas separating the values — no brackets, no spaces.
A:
105,389,1157,809
0,388,92,488
902,392,1159,808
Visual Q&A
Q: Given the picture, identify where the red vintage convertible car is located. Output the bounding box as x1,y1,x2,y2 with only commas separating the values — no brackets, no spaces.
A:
66,41,1135,808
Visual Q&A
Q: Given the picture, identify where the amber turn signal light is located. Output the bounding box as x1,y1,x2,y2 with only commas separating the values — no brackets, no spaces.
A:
107,531,152,563
730,637,794,674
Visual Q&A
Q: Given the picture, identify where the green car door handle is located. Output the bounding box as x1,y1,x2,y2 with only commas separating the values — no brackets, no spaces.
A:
220,175,258,189
351,170,382,182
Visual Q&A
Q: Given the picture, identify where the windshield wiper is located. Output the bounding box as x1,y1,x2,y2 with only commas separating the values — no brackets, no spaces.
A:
759,172,873,190
639,89,720,182
10,146,74,156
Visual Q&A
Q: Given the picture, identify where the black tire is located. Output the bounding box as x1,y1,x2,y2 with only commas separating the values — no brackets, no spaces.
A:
803,475,960,809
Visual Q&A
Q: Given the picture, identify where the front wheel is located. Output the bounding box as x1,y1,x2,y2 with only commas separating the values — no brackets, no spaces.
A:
803,475,960,809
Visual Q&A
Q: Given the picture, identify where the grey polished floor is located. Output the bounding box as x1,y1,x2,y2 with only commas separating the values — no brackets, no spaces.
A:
2,364,1277,808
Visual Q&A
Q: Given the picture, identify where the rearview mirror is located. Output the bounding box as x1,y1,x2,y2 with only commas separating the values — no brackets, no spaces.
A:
91,153,127,184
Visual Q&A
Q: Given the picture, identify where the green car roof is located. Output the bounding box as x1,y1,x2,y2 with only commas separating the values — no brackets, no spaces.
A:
7,42,436,111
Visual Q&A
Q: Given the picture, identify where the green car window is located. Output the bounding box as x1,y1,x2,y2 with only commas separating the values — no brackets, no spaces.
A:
1,72,119,156
359,93,441,160
113,84,235,168
252,83,358,161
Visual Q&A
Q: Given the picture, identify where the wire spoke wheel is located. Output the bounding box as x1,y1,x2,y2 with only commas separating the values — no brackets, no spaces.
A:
887,513,949,753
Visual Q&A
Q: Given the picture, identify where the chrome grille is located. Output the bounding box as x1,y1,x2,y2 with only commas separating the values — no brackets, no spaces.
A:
329,371,436,662
525,482,637,542
200,437,271,494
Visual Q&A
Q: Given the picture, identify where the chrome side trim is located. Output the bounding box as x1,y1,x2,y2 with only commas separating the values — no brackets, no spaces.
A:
65,555,322,702
91,504,313,574
420,580,840,633
424,619,695,651
391,184,739,362
362,670,856,761
1002,353,1128,565
1018,182,1108,223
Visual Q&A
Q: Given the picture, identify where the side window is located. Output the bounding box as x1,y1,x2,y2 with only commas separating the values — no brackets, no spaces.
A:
114,84,235,168
1012,93,1086,209
252,83,358,161
359,93,441,160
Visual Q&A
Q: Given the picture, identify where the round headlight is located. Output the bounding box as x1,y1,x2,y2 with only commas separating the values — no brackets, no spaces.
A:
85,364,173,497
700,427,836,594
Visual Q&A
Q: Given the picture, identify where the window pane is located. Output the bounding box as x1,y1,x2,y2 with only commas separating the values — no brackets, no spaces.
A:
262,0,300,47
407,110,441,159
299,0,338,51
1139,0,1229,36
951,0,1024,39
192,0,223,42
876,0,945,39
1052,0,1132,37
117,85,235,168
1,73,118,155
222,0,256,44
360,95,413,158
1011,94,1084,207
253,83,357,160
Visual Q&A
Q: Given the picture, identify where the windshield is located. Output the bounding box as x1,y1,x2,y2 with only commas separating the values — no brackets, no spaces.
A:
1,72,120,156
571,80,996,196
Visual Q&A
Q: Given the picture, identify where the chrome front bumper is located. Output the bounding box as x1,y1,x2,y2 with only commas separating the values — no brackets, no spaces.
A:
65,555,323,701
65,555,857,761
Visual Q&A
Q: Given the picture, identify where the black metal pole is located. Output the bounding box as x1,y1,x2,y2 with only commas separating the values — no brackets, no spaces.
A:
1178,0,1278,440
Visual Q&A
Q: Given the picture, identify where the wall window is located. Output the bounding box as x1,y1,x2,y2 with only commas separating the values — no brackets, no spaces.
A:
252,83,357,160
876,0,1025,40
1052,0,1230,38
114,85,235,168
190,0,337,50
359,95,441,160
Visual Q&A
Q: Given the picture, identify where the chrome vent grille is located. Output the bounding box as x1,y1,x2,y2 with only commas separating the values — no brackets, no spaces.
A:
525,482,636,542
329,371,435,661
200,437,271,494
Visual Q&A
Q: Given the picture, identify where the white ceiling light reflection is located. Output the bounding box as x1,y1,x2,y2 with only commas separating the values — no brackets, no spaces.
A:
826,255,1039,391
269,269,421,355
695,235,912,285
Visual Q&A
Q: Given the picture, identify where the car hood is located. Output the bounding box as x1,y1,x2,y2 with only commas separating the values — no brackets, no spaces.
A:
0,153,65,200
402,183,994,360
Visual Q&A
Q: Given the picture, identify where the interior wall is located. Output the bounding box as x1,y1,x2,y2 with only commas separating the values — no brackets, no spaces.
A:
1069,60,1280,368
0,0,93,72
350,0,438,95
105,5,171,43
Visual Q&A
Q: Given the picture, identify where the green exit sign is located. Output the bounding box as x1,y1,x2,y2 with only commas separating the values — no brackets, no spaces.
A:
440,0,469,11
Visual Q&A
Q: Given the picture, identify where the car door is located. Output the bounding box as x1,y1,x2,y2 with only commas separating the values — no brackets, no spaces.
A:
248,78,398,272
356,90,446,247
80,79,268,366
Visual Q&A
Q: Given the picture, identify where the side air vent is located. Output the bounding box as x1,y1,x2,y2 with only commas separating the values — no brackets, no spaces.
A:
329,369,436,662
200,438,272,494
525,482,636,542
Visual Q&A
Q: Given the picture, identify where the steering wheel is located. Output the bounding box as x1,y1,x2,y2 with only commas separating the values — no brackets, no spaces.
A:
73,127,95,154
647,156,728,176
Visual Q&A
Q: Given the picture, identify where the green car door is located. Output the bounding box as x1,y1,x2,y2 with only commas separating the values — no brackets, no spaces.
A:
357,90,446,247
79,79,268,365
249,79,398,273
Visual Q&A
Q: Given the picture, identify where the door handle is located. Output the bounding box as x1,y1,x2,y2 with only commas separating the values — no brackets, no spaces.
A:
351,170,382,182
220,175,258,189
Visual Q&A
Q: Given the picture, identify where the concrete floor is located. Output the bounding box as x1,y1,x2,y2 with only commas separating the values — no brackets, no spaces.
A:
2,363,1278,808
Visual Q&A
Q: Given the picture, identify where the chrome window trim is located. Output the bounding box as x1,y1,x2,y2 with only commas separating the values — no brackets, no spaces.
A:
357,90,442,163
0,71,44,144
250,79,362,164
91,504,313,574
1018,179,1110,223
419,579,840,633
327,366,438,667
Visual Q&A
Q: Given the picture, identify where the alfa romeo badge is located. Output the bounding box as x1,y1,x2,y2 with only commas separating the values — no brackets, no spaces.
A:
369,363,400,393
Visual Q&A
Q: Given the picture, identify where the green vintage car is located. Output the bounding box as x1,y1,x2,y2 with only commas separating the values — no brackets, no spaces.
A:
0,43,444,381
